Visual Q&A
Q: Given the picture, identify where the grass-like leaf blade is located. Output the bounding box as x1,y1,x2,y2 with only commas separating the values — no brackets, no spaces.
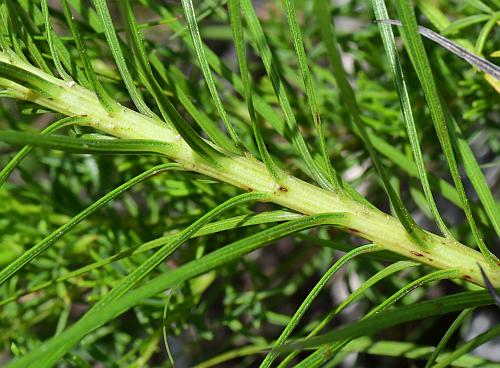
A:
282,0,339,190
260,243,382,367
295,268,460,366
0,116,90,186
241,0,334,191
280,289,495,355
227,0,282,181
7,213,350,367
392,0,498,264
41,0,72,81
180,0,241,147
0,163,180,286
91,0,156,117
61,0,117,112
313,0,427,242
277,260,419,367
424,308,474,368
372,0,452,238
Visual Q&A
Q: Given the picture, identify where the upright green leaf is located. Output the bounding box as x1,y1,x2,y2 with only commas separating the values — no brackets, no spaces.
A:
40,0,72,81
392,0,498,265
282,0,339,190
180,0,242,147
240,0,334,191
372,0,452,237
111,0,223,159
433,324,500,368
445,108,500,237
227,0,282,181
116,1,236,153
313,0,427,242
61,0,118,112
91,0,156,117
425,308,474,368
6,1,51,74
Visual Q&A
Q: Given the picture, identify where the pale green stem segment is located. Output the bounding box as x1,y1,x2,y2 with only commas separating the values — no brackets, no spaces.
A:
0,52,498,288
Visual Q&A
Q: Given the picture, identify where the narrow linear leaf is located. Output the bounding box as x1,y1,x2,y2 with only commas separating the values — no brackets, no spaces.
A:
433,323,500,368
91,0,156,117
113,0,223,159
7,213,351,368
260,243,382,368
463,0,493,14
180,0,242,146
392,0,497,264
34,0,90,86
0,116,90,186
280,289,495,355
314,0,427,242
0,1,28,61
445,108,500,237
61,0,118,112
277,260,419,367
0,1,13,53
372,1,452,238
139,0,286,135
425,308,474,368
6,1,51,74
0,130,174,155
66,0,103,32
227,0,282,181
0,163,180,286
41,0,72,81
475,12,500,57
241,0,334,191
442,14,491,35
198,336,496,368
282,0,339,190
295,268,460,366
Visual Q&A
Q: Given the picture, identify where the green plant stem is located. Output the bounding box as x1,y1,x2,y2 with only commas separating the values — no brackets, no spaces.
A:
0,52,498,288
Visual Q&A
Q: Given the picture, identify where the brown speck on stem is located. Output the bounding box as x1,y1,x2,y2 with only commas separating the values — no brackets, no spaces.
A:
347,228,361,236
411,251,424,257
278,185,288,192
